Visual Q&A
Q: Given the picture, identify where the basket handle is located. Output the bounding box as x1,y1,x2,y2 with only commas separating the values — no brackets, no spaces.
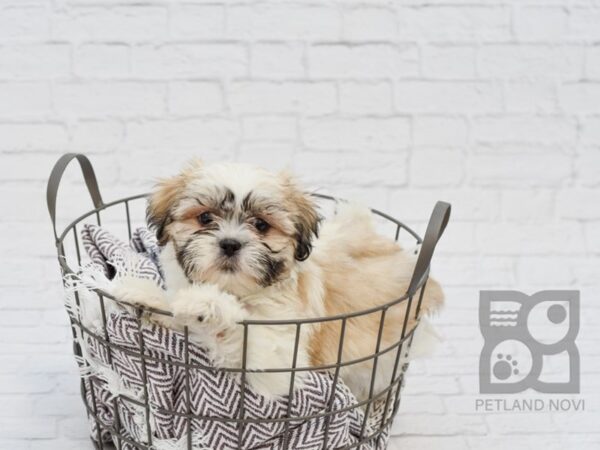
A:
407,201,451,296
47,153,104,241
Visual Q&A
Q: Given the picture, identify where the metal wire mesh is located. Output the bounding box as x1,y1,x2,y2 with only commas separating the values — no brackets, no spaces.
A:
47,154,449,450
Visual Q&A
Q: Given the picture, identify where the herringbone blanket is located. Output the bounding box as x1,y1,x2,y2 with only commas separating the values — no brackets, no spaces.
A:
66,224,394,450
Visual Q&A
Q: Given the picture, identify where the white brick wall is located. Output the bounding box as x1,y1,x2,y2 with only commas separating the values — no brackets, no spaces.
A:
1,1,599,448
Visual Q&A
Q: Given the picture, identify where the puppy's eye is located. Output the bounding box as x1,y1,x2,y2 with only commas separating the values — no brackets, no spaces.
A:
254,218,270,233
198,212,213,225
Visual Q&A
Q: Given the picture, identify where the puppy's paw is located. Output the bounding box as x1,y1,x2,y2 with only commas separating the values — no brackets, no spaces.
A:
171,283,245,329
111,276,168,312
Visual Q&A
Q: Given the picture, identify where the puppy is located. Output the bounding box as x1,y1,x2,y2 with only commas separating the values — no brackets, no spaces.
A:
114,160,443,400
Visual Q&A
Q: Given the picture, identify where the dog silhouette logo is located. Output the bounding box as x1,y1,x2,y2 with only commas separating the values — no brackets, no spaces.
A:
479,290,579,394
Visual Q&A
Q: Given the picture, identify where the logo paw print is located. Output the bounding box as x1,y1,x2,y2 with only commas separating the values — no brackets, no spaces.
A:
493,353,519,380
480,291,580,394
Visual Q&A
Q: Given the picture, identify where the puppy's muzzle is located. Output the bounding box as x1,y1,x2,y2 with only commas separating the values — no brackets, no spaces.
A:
219,238,242,257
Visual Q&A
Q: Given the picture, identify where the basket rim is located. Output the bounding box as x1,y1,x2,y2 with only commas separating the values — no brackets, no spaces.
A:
55,192,430,326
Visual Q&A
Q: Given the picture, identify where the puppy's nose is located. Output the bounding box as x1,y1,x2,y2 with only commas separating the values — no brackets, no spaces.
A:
219,238,242,257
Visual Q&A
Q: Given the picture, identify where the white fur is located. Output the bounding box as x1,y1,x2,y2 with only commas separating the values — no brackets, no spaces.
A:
159,242,192,293
113,220,438,401
115,163,442,400
112,255,325,398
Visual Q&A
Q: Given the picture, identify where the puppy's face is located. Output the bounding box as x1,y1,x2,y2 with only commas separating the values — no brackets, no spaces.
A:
147,161,319,297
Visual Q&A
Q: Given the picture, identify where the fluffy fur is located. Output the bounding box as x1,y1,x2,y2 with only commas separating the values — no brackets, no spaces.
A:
113,160,443,400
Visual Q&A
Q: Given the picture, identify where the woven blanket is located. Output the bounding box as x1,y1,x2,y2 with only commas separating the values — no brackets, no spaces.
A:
66,224,393,450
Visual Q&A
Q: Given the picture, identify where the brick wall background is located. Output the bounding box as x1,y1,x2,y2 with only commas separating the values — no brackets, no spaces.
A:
1,0,600,448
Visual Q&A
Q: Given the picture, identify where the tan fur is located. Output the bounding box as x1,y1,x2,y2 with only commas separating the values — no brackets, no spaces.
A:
307,252,443,360
305,206,444,400
130,160,444,399
147,159,202,245
280,173,320,235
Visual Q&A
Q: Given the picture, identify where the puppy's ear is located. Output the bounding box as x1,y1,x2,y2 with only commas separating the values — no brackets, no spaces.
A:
280,171,320,261
147,159,201,245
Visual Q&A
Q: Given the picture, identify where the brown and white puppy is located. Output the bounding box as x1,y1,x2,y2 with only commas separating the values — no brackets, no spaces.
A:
114,160,443,400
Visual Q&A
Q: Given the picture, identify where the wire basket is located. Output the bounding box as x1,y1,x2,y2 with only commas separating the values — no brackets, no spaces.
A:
47,153,450,450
